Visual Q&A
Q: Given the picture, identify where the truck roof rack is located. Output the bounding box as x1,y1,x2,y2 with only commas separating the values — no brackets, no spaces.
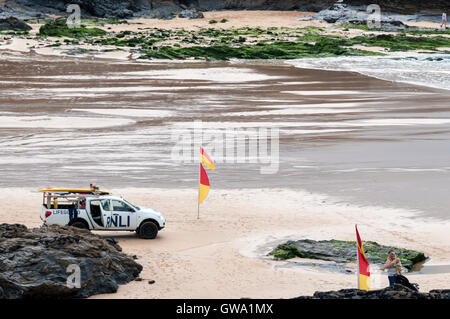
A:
39,188,111,195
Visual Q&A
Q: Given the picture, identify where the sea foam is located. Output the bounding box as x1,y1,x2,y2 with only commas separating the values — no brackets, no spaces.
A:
287,53,450,91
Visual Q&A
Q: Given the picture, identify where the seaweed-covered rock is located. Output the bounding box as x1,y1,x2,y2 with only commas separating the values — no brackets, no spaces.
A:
39,19,107,38
178,8,204,19
269,239,426,270
0,223,142,299
296,284,450,299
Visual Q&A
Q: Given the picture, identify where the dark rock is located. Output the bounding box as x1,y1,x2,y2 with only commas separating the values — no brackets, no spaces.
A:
430,289,450,294
147,1,181,19
0,223,142,299
0,0,149,19
0,16,31,31
344,0,448,15
178,8,204,19
195,0,334,11
429,289,450,299
173,0,448,14
0,1,49,20
148,280,155,284
1,1,448,20
312,3,407,30
114,8,134,18
296,284,450,299
106,237,118,246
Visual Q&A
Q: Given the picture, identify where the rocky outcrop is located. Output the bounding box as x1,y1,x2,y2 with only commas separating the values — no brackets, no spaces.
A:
0,223,142,299
296,284,450,299
310,3,408,30
345,0,448,15
178,8,204,19
176,1,449,13
310,2,444,29
0,1,45,20
193,0,333,11
0,0,151,19
0,1,448,20
270,239,427,270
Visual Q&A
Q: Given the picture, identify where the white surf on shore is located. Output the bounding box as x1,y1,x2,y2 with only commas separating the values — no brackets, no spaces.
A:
287,53,450,91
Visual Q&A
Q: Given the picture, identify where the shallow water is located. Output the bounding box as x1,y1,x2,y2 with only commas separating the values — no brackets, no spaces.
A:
287,53,450,91
1,52,450,219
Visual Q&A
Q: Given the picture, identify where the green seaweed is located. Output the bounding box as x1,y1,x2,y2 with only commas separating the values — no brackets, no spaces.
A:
269,240,427,271
39,19,107,38
81,18,130,26
269,245,332,260
270,245,302,259
349,34,450,51
0,30,30,36
92,36,151,47
338,23,380,32
29,23,450,60
404,27,450,35
140,40,381,60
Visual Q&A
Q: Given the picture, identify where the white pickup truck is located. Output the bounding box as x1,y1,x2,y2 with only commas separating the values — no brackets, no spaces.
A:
40,188,165,239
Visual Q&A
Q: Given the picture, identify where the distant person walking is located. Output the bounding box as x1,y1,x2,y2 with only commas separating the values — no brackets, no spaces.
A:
442,12,447,29
385,251,402,287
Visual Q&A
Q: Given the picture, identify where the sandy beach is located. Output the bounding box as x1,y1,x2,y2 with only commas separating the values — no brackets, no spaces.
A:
1,9,450,299
1,187,449,298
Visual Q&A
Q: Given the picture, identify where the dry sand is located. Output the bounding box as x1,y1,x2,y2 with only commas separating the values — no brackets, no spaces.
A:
1,187,449,298
102,11,325,32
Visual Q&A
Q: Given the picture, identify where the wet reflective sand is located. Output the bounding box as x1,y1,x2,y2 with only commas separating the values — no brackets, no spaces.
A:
1,51,450,219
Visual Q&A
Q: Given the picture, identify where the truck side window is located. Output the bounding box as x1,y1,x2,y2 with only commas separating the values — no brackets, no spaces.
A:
101,200,111,211
112,200,134,212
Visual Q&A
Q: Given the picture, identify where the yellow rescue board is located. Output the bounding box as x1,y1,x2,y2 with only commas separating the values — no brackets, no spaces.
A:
39,188,110,194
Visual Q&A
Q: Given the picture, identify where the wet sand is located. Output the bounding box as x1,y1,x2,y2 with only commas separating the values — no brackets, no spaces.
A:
1,48,450,297
0,51,450,218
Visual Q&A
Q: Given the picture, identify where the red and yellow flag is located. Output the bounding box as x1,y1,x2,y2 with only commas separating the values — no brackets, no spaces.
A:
198,164,210,204
200,146,215,170
356,225,370,291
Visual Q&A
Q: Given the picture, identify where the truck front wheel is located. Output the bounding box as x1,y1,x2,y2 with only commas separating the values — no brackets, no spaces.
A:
138,221,158,239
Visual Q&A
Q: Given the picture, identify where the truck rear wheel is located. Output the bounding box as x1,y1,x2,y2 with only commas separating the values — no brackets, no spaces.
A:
138,221,158,239
71,221,88,229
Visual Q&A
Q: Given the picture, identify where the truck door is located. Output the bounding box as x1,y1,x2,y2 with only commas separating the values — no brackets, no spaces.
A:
108,199,136,230
88,199,109,229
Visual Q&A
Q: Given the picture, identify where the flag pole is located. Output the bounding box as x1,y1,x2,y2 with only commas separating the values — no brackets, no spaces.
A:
197,146,201,219
356,224,360,290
